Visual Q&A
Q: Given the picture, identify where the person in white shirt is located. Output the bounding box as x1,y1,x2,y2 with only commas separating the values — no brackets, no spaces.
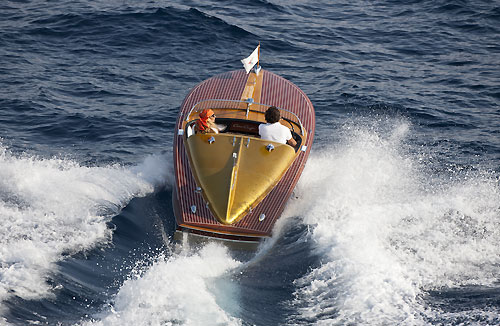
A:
258,106,297,147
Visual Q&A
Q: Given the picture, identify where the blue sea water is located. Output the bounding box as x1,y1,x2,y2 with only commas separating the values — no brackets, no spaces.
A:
1,0,499,325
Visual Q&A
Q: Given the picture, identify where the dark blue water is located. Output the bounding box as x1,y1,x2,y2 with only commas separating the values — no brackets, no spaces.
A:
1,1,499,325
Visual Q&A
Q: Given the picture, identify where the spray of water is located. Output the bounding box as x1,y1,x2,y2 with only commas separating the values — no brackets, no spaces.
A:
286,119,500,325
0,145,172,304
82,242,242,326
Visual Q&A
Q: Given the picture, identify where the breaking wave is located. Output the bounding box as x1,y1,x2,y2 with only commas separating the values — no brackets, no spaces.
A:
0,145,171,304
81,243,242,326
286,119,500,325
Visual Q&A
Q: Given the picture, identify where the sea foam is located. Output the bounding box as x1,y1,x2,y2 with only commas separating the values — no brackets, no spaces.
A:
82,243,242,326
286,119,500,325
0,145,171,304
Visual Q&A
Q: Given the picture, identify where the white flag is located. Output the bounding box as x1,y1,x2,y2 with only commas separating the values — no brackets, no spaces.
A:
241,45,259,74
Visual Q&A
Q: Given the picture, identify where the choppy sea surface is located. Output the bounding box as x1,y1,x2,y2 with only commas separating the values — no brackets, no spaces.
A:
1,0,499,325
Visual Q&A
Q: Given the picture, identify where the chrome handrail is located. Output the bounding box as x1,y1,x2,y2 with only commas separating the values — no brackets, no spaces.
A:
185,99,305,135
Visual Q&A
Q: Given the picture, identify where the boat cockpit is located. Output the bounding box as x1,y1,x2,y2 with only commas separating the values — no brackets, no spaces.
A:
183,99,305,152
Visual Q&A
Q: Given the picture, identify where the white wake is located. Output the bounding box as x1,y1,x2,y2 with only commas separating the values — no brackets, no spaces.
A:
286,120,500,325
82,243,243,326
0,145,171,305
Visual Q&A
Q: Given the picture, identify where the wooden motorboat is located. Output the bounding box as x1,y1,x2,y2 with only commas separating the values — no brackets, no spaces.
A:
172,59,315,249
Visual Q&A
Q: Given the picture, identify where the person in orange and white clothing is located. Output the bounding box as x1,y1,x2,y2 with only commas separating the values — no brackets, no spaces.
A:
195,109,219,134
259,106,297,147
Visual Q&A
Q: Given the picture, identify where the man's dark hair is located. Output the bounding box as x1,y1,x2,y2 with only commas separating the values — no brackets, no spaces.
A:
265,106,280,123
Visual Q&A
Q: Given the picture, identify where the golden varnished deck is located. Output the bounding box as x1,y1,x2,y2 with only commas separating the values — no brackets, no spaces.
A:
185,132,296,225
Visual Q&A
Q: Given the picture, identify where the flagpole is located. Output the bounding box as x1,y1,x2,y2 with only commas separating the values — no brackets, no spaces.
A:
255,41,260,75
257,42,260,68
257,41,260,69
